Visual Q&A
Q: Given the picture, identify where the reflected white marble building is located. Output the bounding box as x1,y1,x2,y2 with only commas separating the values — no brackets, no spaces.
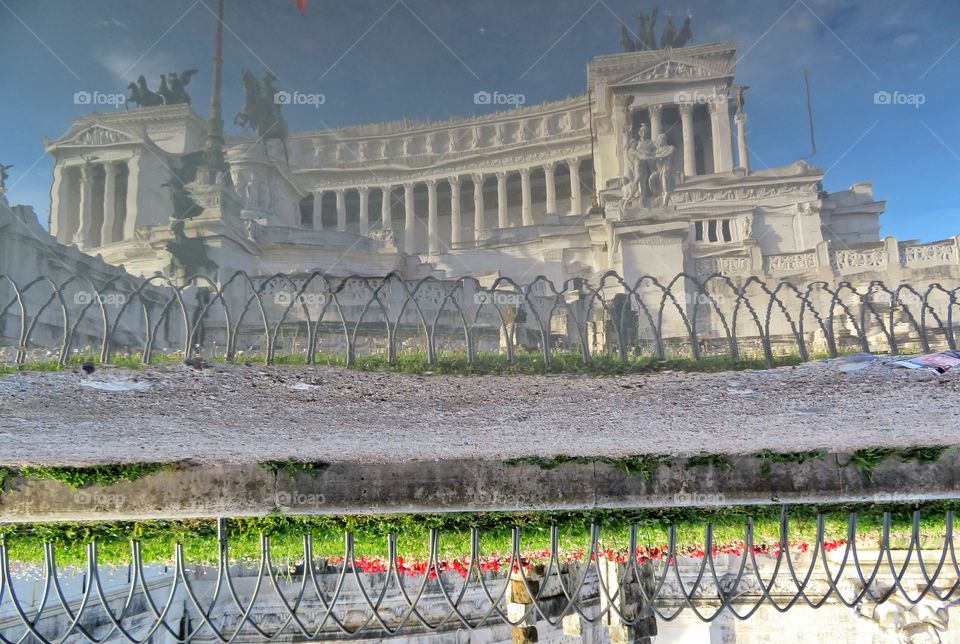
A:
41,41,949,294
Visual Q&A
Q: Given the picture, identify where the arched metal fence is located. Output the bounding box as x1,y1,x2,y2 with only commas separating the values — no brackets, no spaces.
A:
0,509,957,641
2,270,958,369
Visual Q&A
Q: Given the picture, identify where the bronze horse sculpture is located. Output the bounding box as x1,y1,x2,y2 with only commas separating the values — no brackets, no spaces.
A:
234,70,289,161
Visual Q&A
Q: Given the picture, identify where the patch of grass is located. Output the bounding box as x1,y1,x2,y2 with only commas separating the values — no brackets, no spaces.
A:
308,350,806,377
755,450,827,475
504,456,596,470
849,448,893,481
848,446,952,482
0,353,185,374
609,455,673,480
685,453,734,471
259,459,330,480
899,446,951,464
505,455,671,481
1,501,959,567
0,349,818,378
15,463,173,489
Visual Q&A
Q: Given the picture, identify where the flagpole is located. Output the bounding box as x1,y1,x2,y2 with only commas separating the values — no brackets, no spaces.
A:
204,0,227,177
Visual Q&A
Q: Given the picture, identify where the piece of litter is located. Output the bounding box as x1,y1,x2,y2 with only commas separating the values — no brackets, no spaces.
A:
290,382,318,391
81,380,151,392
894,351,960,374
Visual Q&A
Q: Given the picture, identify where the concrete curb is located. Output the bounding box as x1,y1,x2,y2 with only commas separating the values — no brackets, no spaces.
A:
1,451,958,522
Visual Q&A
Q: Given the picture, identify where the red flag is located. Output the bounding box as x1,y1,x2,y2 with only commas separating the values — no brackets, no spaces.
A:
292,0,307,14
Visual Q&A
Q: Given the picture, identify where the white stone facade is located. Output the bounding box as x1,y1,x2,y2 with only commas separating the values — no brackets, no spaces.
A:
34,42,955,297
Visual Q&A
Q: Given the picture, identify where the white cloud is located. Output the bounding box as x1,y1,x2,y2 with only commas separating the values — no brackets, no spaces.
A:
894,32,919,47
95,18,129,29
97,49,180,84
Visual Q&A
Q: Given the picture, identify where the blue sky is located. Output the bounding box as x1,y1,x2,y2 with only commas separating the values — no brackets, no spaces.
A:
1,0,958,241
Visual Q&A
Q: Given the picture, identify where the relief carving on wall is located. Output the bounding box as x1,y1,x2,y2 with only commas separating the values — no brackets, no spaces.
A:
831,248,887,270
696,255,749,277
673,183,815,205
71,126,132,146
902,242,957,265
764,252,816,273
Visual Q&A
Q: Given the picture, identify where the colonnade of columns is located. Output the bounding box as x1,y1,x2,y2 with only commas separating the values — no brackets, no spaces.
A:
308,157,588,255
54,161,129,249
624,97,747,177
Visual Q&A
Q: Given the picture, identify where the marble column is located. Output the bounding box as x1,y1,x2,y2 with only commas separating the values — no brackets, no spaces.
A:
519,168,533,226
357,186,370,234
74,163,94,248
709,98,734,173
49,164,71,242
543,162,557,214
613,99,630,178
496,171,509,229
123,154,141,241
567,159,582,216
380,185,392,230
426,179,439,255
472,173,486,242
403,182,416,252
649,104,663,142
335,189,346,231
449,176,462,245
100,163,118,245
312,189,323,230
679,103,696,178
735,112,749,171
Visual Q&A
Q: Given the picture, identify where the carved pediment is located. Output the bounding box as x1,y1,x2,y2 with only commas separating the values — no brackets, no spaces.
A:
612,52,734,86
62,125,138,147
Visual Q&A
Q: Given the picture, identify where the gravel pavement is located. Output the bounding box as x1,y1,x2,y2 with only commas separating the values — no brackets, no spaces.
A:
1,356,958,466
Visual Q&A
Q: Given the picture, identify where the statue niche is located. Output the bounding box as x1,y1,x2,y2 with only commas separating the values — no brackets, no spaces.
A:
620,125,675,212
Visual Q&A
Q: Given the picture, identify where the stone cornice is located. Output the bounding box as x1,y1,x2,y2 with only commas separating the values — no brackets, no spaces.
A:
289,95,590,142
588,43,737,85
62,104,206,133
291,141,593,189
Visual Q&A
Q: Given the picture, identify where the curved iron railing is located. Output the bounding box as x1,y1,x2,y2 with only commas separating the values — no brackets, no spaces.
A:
1,270,958,369
0,509,957,642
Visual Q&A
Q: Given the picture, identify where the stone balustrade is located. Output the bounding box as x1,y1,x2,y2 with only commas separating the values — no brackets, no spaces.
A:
693,236,960,282
831,247,888,272
901,238,960,267
764,250,817,274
